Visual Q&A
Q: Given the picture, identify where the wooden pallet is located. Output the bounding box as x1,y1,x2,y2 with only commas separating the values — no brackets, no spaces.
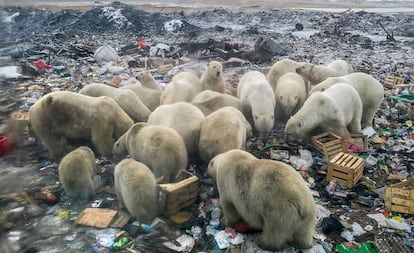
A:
383,75,405,89
385,179,414,215
311,132,346,159
327,152,364,188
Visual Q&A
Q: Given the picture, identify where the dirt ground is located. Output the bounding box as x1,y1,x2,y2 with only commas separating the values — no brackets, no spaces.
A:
0,1,414,252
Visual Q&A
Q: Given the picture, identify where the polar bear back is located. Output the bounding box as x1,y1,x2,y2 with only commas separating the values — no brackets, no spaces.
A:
192,90,242,116
147,102,204,160
80,83,151,122
198,107,251,163
120,83,161,111
160,71,203,105
113,123,187,183
267,58,303,90
114,158,157,222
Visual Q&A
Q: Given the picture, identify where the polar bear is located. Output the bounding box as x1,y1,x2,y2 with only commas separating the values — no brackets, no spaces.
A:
198,107,252,163
120,83,161,111
135,71,162,91
200,61,226,93
237,71,275,138
296,59,354,85
267,58,307,91
208,149,316,251
191,90,242,116
112,123,187,183
285,83,362,140
29,91,133,161
114,158,158,223
79,83,151,122
309,72,384,128
147,102,205,160
274,72,307,122
160,71,203,105
58,146,96,201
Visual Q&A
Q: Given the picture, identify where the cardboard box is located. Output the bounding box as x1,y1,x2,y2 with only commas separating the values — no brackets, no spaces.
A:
311,132,346,159
327,152,364,188
158,170,199,215
385,179,414,215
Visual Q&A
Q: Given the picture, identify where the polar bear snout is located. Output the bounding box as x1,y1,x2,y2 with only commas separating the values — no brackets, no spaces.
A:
295,66,303,74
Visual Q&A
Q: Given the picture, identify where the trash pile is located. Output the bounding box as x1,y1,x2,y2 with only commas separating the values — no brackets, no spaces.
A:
0,2,414,252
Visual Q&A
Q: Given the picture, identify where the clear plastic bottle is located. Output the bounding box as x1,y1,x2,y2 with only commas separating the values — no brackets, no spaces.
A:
209,206,221,228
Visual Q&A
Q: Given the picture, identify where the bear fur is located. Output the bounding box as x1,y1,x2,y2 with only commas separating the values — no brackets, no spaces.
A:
200,61,226,93
113,122,187,183
274,72,307,122
160,71,203,105
208,149,316,251
120,83,161,111
79,83,151,122
198,107,252,163
135,71,162,91
267,58,307,91
29,91,133,161
191,90,242,116
237,71,275,138
147,102,205,160
58,146,96,201
285,83,362,140
296,59,354,85
309,72,384,128
114,158,158,223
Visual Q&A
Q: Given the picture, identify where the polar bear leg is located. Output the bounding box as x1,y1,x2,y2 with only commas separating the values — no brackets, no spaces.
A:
220,200,241,227
348,118,362,134
255,218,289,251
361,109,375,128
291,225,314,249
42,134,71,161
91,125,114,158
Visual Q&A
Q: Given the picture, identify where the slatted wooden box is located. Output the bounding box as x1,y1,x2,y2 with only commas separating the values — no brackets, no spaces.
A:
327,152,364,188
385,179,414,215
383,75,405,89
158,170,199,215
311,132,346,159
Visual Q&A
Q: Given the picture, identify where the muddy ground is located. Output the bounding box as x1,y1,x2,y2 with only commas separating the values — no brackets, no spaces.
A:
0,1,414,252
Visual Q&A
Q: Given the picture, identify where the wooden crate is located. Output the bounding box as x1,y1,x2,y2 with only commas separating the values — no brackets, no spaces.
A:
311,132,346,159
385,179,414,214
158,170,199,215
327,152,364,188
383,75,405,89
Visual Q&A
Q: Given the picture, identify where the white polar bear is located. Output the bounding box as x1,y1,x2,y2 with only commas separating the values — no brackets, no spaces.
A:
285,83,362,140
198,107,252,163
191,90,242,116
200,61,226,93
208,149,316,251
120,83,161,112
274,72,307,122
147,102,205,160
309,72,384,128
237,71,275,138
113,123,188,183
114,158,158,223
296,59,354,85
267,58,307,91
79,83,151,122
160,72,203,105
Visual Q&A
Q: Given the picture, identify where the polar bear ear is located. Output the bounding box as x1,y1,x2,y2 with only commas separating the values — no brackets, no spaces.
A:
297,122,302,128
279,95,283,100
321,88,325,91
294,95,298,100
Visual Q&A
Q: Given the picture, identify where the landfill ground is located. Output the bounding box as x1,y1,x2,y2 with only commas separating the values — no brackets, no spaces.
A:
0,1,414,253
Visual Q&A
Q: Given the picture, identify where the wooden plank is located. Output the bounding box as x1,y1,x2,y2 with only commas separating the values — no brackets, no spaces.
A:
75,208,117,228
391,198,414,207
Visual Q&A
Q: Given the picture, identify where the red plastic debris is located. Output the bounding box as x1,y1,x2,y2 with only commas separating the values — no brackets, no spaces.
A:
34,60,53,70
137,40,147,48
